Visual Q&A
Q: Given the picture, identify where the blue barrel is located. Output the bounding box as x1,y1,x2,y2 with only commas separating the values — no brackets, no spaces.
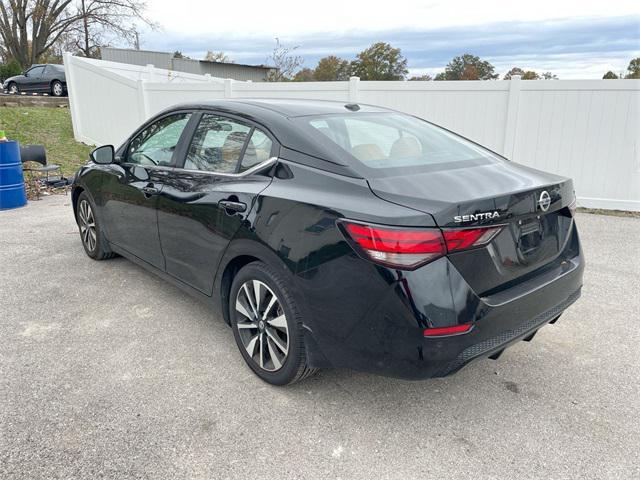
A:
0,140,27,210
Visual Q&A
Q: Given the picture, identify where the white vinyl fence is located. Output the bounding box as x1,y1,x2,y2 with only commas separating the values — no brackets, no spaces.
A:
64,54,640,211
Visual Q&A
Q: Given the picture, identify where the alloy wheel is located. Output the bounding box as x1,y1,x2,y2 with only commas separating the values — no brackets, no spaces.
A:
78,199,97,252
53,82,63,96
235,279,289,372
9,84,18,94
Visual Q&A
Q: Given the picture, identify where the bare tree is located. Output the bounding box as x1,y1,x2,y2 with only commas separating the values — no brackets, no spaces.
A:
70,0,156,58
265,38,303,82
204,51,232,63
0,0,77,67
0,0,155,67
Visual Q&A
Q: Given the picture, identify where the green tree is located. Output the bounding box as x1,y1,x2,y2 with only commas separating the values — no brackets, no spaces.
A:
293,68,315,82
314,55,350,81
408,74,433,81
603,71,619,79
625,57,640,79
438,54,498,80
541,71,558,80
350,42,408,80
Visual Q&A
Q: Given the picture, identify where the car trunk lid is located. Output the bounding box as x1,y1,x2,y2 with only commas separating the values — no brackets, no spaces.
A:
367,160,576,295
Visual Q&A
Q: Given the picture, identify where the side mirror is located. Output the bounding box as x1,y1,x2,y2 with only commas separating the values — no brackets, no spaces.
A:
23,71,28,77
90,145,115,164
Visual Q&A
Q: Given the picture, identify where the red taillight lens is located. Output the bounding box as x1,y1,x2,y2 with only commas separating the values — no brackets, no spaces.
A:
341,222,446,269
339,221,502,270
423,323,473,337
442,227,502,252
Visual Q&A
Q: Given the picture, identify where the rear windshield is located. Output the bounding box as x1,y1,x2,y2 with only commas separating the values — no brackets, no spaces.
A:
296,112,501,173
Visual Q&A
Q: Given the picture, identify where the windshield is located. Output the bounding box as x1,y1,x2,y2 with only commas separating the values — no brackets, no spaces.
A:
296,112,502,173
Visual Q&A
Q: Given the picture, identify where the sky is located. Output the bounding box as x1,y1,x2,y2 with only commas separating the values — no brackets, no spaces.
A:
137,0,640,79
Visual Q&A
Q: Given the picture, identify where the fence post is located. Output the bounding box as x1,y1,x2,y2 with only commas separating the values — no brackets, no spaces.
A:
63,52,83,142
137,79,149,122
503,75,521,159
224,78,233,98
349,76,360,103
145,63,157,81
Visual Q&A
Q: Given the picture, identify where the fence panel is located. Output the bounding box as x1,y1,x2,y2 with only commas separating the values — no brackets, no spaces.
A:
64,55,640,210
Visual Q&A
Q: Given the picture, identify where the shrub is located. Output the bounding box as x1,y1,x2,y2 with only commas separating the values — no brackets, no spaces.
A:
0,59,22,83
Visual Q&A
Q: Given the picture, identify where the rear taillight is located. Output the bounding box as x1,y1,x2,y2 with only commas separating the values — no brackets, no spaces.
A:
339,221,502,270
340,222,445,269
442,227,502,252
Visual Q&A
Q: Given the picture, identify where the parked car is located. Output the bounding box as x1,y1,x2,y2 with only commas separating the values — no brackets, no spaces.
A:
2,64,67,96
71,99,584,385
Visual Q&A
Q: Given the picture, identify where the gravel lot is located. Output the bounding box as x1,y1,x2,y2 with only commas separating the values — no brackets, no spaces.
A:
1,195,639,480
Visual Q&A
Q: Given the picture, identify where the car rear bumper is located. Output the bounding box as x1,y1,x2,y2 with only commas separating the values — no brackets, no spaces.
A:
433,285,581,378
299,225,584,380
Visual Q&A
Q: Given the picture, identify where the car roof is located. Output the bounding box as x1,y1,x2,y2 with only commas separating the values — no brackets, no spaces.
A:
29,64,63,69
172,98,391,117
158,99,399,178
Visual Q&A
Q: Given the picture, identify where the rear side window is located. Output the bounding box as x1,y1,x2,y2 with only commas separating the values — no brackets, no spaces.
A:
297,113,500,171
239,129,273,173
184,114,251,173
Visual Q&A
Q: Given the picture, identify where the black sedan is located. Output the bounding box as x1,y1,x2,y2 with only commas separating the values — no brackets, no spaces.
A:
3,64,67,96
71,99,584,385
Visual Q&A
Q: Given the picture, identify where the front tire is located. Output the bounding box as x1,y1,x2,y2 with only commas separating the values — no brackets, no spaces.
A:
51,80,63,97
229,262,317,385
8,82,18,95
76,192,115,260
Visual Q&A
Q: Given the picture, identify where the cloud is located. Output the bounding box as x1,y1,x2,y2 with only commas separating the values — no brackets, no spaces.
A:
140,15,640,79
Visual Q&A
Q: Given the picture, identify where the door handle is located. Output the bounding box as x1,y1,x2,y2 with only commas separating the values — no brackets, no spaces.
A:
219,199,247,213
142,185,159,196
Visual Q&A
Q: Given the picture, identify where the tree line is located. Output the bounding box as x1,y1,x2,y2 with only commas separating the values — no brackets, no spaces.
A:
264,41,639,82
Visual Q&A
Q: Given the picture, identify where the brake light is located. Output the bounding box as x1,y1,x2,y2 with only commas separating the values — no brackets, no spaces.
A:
423,323,473,337
339,221,502,270
340,222,446,269
442,227,502,252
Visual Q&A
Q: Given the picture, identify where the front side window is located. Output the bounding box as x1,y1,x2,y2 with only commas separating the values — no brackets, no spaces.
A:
27,66,45,77
127,113,191,166
184,114,251,173
297,113,500,172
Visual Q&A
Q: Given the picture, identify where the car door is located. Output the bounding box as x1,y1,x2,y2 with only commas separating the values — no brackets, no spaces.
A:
101,111,195,269
22,66,44,92
156,111,277,294
39,65,53,91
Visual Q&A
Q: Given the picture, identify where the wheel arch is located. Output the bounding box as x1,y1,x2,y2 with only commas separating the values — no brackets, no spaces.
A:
71,186,84,221
215,238,297,326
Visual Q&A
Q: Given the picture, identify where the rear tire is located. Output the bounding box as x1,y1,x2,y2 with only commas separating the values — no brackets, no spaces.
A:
76,192,115,260
229,262,317,386
51,80,63,97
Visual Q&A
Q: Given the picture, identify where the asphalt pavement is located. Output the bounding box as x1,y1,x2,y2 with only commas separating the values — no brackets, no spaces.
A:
1,195,639,479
